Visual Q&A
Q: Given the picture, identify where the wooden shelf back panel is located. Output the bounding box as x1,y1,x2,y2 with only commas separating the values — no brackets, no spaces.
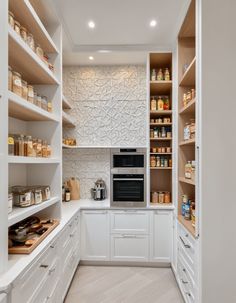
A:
178,0,196,38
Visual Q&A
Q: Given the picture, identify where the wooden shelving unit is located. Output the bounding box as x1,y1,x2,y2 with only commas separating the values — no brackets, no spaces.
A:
178,0,197,237
63,95,72,109
149,52,173,205
62,111,76,128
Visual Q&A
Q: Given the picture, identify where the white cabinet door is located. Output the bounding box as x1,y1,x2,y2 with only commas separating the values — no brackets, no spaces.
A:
150,210,173,262
0,294,7,303
111,234,149,262
81,210,109,260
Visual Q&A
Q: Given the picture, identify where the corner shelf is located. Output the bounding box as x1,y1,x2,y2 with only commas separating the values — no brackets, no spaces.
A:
8,91,60,122
9,0,59,53
8,197,60,227
8,26,59,85
62,111,76,128
8,156,60,164
150,81,172,95
178,215,195,237
179,98,196,115
150,110,172,116
179,138,195,146
179,57,196,87
179,177,195,186
62,95,72,109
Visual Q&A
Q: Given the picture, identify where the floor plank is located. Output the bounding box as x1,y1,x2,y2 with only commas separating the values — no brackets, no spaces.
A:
65,266,184,303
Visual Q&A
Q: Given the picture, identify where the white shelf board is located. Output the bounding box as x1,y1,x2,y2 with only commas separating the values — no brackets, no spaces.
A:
62,111,76,128
8,91,60,122
8,197,60,227
62,95,72,109
8,156,60,164
62,144,148,149
8,26,59,85
9,0,58,53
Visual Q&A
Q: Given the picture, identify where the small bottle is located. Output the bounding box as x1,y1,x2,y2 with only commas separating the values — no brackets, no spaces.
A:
19,135,25,156
157,69,163,81
153,128,158,138
164,68,170,81
161,127,167,138
185,161,192,179
150,97,157,111
156,156,161,167
157,96,164,111
151,69,156,81
184,123,190,141
62,184,65,202
65,188,71,202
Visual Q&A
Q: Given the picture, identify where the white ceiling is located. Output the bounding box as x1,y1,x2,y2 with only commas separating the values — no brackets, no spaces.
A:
52,0,190,65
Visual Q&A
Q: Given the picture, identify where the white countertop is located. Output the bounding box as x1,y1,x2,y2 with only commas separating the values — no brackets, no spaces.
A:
0,199,174,292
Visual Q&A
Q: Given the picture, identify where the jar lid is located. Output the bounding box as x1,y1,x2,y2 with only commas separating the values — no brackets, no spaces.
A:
14,20,21,26
9,11,14,17
13,71,21,77
22,80,28,85
20,26,27,31
27,84,33,88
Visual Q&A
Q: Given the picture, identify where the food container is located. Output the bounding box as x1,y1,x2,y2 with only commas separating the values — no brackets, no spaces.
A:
158,192,165,203
152,192,158,203
36,94,42,108
14,21,21,35
8,192,13,214
161,147,165,153
8,11,15,28
33,189,43,205
36,44,44,59
41,186,50,201
12,71,22,96
47,100,52,112
21,80,28,100
166,147,171,153
27,85,34,103
164,192,171,203
20,26,27,42
157,147,162,153
150,156,156,167
8,66,13,91
27,33,35,51
12,187,34,207
8,135,14,155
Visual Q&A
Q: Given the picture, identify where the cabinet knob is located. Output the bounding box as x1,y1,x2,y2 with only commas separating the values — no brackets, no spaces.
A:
181,279,188,284
185,292,191,297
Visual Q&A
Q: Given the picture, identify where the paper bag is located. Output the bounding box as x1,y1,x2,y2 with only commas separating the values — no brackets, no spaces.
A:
67,177,80,200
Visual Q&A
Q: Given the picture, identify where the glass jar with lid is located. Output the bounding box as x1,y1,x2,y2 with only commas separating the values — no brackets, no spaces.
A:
157,96,164,111
36,139,42,157
12,71,22,96
27,85,34,103
152,192,158,203
47,143,52,158
150,156,156,167
32,139,37,157
157,69,163,81
26,136,33,157
8,66,13,91
8,11,15,28
14,20,21,35
150,97,157,111
42,141,48,158
20,26,27,42
26,33,35,51
36,94,42,108
41,96,48,111
18,135,25,157
36,44,44,59
47,99,52,113
164,68,170,81
21,80,28,100
184,123,190,141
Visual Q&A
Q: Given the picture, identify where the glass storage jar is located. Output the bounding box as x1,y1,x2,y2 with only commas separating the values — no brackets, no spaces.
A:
41,96,48,111
27,33,35,51
36,139,42,157
26,136,33,157
36,94,42,108
42,140,48,158
14,21,21,35
8,11,15,28
8,135,14,155
152,192,158,203
46,144,52,158
20,26,27,42
18,134,25,156
21,80,28,100
36,44,44,59
12,71,22,96
47,99,52,112
8,66,13,91
27,85,34,103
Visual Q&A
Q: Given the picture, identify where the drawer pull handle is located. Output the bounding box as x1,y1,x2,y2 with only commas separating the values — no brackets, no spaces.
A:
49,268,56,274
185,292,191,297
50,245,55,249
70,234,74,237
181,279,188,284
122,234,137,238
40,264,49,268
179,236,191,248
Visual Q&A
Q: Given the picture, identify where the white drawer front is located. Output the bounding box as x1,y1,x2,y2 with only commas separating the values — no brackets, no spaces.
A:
178,223,195,267
111,234,149,261
110,210,149,234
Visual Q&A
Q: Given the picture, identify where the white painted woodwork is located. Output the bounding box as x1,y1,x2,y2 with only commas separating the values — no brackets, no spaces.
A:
0,295,7,303
81,210,110,261
150,210,173,262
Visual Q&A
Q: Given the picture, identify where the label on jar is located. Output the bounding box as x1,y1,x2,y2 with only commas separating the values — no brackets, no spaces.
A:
28,91,34,98
14,79,21,87
8,137,14,145
19,192,32,207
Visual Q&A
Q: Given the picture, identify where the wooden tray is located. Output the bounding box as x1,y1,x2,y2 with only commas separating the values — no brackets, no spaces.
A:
9,219,60,254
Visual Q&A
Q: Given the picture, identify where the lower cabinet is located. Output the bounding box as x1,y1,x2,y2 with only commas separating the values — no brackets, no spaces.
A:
0,294,7,303
111,234,149,261
150,210,173,262
81,210,109,261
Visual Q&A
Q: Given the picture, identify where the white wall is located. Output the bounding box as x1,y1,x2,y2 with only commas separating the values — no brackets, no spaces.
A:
200,0,236,302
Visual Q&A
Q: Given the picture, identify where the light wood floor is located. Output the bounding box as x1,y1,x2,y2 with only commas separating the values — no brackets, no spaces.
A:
65,266,184,303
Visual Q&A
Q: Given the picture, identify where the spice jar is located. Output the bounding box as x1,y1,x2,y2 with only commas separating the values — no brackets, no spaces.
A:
183,93,187,108
27,33,35,51
166,147,171,153
14,21,21,35
156,156,161,167
169,159,172,167
32,139,37,157
151,69,156,81
190,119,195,139
150,129,154,138
8,66,13,91
164,192,171,203
152,147,157,153
158,192,165,203
20,26,27,42
157,69,163,81
8,11,15,28
12,71,22,96
184,123,190,141
150,119,155,123
151,97,157,111
8,135,14,155
157,147,162,153
164,68,170,81
150,156,156,168
157,96,164,111
41,96,48,111
21,80,28,100
152,192,158,203
161,127,166,138
164,158,168,167
42,141,48,158
27,85,34,103
36,139,42,157
185,161,192,179
36,44,44,59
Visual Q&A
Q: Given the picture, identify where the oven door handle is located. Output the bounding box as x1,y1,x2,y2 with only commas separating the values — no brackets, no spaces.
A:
113,178,144,181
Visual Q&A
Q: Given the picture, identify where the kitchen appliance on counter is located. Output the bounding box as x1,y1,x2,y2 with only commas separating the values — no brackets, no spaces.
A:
111,148,146,207
91,179,107,201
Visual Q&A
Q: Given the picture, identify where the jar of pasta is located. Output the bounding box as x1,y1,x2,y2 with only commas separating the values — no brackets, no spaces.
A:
26,136,33,157
21,80,28,100
47,144,52,158
27,85,34,103
20,26,27,42
27,33,35,51
8,66,13,91
12,71,22,96
8,11,15,28
14,20,21,35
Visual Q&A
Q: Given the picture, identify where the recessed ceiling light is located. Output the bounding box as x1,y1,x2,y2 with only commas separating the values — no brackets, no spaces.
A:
98,50,111,53
89,56,94,60
150,19,157,27
88,21,95,29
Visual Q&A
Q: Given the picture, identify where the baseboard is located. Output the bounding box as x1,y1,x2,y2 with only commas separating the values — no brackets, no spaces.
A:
80,260,171,267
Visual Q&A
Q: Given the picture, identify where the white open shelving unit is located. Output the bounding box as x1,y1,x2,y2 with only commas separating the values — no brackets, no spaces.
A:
0,0,62,274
